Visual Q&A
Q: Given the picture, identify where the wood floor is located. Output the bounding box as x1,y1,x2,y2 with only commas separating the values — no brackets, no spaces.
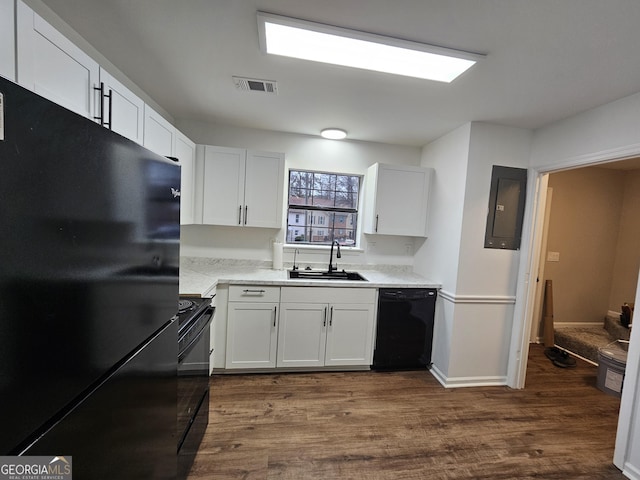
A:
188,345,625,479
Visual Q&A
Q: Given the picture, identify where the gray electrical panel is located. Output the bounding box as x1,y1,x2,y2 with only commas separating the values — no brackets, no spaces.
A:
484,165,527,250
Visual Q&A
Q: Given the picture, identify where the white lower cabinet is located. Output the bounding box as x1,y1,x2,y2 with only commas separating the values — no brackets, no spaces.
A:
277,303,327,368
225,286,280,369
278,301,375,368
278,287,376,368
325,303,376,366
225,285,376,371
226,302,279,369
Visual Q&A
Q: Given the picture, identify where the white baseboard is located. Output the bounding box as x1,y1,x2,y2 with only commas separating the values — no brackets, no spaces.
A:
429,364,507,388
623,461,640,480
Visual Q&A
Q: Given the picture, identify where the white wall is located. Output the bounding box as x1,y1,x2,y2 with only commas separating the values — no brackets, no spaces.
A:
414,123,470,291
531,90,640,169
458,123,531,294
414,123,470,380
177,120,422,266
417,122,532,386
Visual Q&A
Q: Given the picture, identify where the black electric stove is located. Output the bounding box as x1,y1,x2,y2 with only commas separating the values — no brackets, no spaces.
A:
177,296,214,480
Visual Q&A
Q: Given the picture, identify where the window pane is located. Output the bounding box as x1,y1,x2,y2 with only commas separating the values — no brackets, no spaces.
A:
335,175,359,208
289,171,313,206
313,173,335,192
312,188,335,207
287,170,361,246
335,190,357,209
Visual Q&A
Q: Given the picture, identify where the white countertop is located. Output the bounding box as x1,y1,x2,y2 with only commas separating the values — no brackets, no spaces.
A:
180,257,440,297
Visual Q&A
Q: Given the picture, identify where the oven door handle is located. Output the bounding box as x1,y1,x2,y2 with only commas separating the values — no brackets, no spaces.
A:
178,309,214,363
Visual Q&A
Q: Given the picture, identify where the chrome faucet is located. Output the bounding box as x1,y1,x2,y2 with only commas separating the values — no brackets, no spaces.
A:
328,240,341,272
292,249,300,270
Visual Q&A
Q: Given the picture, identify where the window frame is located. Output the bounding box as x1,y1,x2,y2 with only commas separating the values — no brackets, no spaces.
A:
286,168,362,248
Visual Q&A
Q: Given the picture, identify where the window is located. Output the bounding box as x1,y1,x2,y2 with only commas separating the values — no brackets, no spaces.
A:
287,170,361,245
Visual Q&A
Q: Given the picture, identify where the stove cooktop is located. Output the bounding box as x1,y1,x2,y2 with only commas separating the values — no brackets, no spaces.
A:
177,297,211,330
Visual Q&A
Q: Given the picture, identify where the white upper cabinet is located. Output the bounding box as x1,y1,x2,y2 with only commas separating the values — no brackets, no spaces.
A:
244,151,285,228
201,146,245,226
200,145,285,228
363,163,433,237
100,68,144,144
0,0,15,81
17,1,99,120
143,104,175,157
174,130,196,225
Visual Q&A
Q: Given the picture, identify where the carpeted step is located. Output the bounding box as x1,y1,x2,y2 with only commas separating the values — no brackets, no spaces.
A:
553,325,614,364
604,312,630,341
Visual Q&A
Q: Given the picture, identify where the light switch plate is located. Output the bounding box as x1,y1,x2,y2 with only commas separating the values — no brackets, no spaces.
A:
547,251,560,262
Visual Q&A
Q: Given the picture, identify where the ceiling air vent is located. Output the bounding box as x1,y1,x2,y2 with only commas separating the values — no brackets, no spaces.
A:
233,76,278,94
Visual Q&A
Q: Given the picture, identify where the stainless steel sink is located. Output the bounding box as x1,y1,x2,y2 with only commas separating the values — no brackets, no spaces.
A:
288,269,367,281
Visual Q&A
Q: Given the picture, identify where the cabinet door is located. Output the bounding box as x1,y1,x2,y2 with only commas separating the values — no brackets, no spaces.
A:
244,151,285,228
201,146,245,226
325,303,375,366
174,130,196,224
143,104,175,157
101,68,144,144
17,2,99,120
0,0,15,81
365,164,432,237
226,302,278,369
278,303,327,368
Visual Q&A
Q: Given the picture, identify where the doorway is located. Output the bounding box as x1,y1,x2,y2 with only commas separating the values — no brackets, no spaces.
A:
530,160,640,353
513,155,640,475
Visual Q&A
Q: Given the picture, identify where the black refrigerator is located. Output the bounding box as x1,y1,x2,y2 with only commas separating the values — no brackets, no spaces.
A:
0,76,180,478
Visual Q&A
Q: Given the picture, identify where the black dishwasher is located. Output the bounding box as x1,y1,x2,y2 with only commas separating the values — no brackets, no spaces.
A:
373,288,437,370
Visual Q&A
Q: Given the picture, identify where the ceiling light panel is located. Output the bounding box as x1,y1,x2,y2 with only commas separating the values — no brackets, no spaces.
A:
257,12,484,83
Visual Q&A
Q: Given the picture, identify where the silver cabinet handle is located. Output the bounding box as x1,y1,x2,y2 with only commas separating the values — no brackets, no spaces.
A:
329,306,333,326
244,205,248,225
375,214,379,232
273,306,277,327
323,306,327,327
242,289,266,294
238,205,242,225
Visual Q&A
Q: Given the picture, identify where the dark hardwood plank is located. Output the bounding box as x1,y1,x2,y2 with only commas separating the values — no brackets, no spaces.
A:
188,345,625,479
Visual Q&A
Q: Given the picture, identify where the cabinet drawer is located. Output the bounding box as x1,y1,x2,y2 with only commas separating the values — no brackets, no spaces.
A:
280,287,375,304
229,285,280,302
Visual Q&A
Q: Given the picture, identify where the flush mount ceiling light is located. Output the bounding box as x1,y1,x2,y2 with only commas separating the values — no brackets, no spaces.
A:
320,128,347,140
257,12,484,83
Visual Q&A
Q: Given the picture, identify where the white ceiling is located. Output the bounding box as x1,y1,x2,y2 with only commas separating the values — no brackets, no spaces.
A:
38,0,640,147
